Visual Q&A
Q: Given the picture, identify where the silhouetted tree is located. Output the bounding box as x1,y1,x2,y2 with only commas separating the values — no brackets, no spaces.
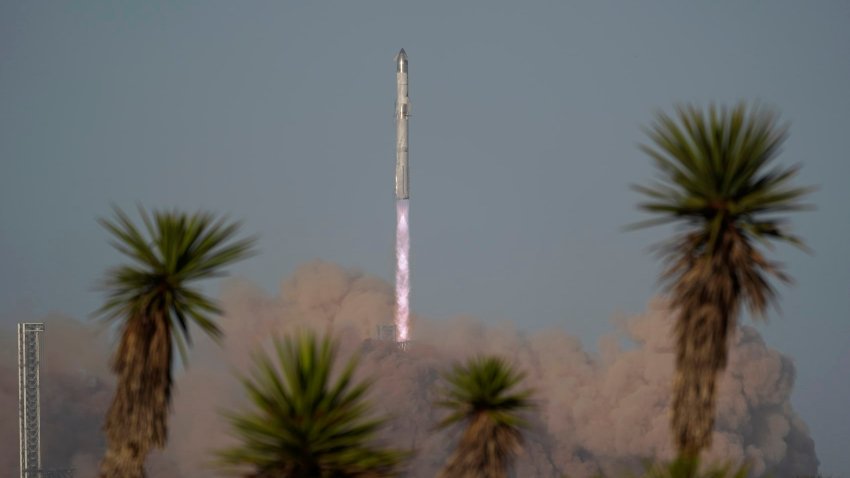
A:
216,331,410,477
97,206,256,477
436,356,533,478
631,103,812,460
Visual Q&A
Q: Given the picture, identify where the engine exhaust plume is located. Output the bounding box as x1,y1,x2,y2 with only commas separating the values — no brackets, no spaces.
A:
395,199,410,342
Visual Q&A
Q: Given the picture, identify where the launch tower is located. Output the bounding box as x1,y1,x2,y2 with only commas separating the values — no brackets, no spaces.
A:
376,324,410,351
18,322,44,478
17,323,74,478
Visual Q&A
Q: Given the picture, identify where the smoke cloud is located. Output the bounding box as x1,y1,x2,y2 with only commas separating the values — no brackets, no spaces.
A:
1,260,819,477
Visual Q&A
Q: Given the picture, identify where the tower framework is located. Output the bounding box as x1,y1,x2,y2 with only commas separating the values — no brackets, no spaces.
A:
376,324,410,351
18,322,44,478
17,323,74,478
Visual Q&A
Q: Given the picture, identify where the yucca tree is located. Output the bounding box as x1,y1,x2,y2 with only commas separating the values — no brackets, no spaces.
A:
631,102,812,460
216,331,410,478
96,206,256,478
593,457,748,478
435,356,534,478
599,458,748,478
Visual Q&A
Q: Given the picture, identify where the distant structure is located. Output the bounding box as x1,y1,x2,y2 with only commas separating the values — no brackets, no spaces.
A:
18,322,43,478
18,323,74,478
375,324,410,351
376,324,397,342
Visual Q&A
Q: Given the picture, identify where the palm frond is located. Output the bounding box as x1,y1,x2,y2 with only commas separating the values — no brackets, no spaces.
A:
632,102,812,307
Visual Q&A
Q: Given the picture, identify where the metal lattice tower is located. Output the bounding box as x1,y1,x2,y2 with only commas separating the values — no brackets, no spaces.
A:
376,324,397,342
17,323,75,478
18,322,44,478
375,324,410,351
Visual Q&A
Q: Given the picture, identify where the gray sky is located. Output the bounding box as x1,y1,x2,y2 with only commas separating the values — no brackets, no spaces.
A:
1,1,848,474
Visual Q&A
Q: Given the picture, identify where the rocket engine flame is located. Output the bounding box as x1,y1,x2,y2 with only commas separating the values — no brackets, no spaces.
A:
395,199,410,342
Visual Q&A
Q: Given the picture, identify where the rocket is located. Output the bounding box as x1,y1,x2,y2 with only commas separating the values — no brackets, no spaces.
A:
395,49,410,200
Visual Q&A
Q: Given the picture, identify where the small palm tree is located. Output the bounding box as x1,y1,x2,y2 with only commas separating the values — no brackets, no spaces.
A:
631,103,812,460
435,356,534,478
216,331,410,477
641,458,748,478
590,457,748,478
96,206,256,477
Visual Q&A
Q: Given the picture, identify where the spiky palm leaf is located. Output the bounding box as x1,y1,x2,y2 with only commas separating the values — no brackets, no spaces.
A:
216,331,409,478
436,356,534,478
631,103,812,459
96,206,256,478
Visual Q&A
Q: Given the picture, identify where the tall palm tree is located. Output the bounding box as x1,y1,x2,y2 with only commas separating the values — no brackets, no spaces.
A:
216,331,410,477
435,356,534,478
96,206,256,477
631,103,812,460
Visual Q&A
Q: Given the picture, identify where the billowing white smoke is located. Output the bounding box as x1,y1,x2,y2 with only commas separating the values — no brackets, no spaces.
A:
0,261,819,477
160,261,818,477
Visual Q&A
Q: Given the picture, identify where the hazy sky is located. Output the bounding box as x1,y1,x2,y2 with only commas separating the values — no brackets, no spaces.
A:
1,1,848,474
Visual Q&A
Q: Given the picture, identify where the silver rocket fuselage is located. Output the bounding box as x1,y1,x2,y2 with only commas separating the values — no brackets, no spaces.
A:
395,49,409,200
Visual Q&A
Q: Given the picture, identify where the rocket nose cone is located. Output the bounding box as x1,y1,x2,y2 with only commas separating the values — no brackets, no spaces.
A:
396,48,408,73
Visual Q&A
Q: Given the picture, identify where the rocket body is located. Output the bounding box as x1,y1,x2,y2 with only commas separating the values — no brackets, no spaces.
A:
395,49,410,200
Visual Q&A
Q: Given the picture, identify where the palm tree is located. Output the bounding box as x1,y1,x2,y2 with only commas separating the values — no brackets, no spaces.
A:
435,356,534,478
216,331,410,477
613,457,748,478
96,206,256,477
631,102,812,460
593,457,748,478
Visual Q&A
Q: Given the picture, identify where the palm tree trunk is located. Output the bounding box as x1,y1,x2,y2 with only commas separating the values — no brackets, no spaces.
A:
99,442,147,478
671,357,719,459
671,266,737,459
669,229,743,460
439,415,519,478
100,312,172,478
